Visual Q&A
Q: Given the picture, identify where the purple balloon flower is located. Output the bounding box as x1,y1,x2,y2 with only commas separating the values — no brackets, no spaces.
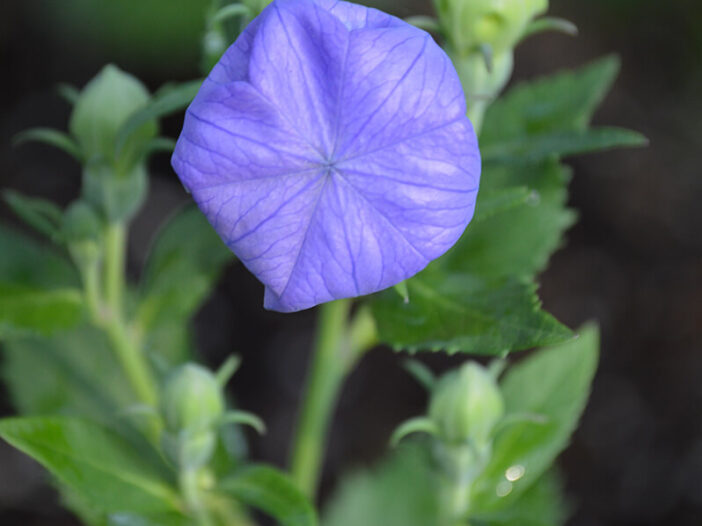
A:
172,0,480,312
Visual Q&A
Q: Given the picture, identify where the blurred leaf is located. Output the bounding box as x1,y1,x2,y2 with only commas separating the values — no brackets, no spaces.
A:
220,464,317,526
1,325,134,423
0,417,181,514
470,325,599,512
482,127,648,162
144,137,177,156
522,17,578,40
116,79,201,156
107,512,190,526
57,83,81,105
323,444,440,526
372,273,572,355
444,161,574,279
471,470,570,526
481,56,620,144
0,283,83,338
0,225,79,289
3,190,64,240
137,206,234,362
473,186,532,222
13,127,83,160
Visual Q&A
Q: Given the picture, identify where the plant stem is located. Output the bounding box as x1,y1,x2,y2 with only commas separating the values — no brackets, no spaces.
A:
104,320,158,407
101,221,158,409
82,258,102,323
289,298,352,497
180,468,215,526
104,223,126,316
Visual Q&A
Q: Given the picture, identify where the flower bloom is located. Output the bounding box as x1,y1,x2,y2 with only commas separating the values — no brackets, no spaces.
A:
172,0,480,312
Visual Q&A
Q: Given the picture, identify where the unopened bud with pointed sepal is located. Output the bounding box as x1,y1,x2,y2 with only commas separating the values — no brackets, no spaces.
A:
160,362,265,470
435,0,548,56
70,64,156,168
429,362,504,446
161,363,225,434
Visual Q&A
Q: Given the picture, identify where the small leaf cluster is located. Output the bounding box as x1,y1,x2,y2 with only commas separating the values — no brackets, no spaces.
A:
324,327,599,526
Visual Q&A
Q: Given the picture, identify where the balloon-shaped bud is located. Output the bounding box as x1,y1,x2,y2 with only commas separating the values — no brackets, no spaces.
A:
436,0,548,55
161,363,225,434
429,362,504,446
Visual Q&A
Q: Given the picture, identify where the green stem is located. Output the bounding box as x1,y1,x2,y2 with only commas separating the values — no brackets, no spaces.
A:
180,468,215,526
104,223,126,317
101,222,158,409
82,258,102,323
289,298,352,497
104,320,158,407
445,481,471,526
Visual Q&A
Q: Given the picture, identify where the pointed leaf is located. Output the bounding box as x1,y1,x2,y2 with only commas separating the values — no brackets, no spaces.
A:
470,325,599,513
443,161,575,279
323,444,440,526
372,272,572,355
481,56,621,145
0,282,83,338
13,127,82,160
137,206,234,362
3,190,64,240
2,325,135,424
220,465,317,526
0,417,181,514
473,186,532,222
115,79,201,155
482,127,648,163
471,470,570,526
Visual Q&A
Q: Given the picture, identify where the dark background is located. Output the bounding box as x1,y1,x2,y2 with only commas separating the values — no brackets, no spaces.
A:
1,1,701,524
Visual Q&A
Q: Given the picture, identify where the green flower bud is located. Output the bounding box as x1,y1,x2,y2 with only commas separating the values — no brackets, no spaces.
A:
69,64,156,168
161,363,225,434
82,159,147,222
436,0,548,56
429,362,504,446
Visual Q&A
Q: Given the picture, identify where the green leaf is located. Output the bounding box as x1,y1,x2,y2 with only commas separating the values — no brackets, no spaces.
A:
473,186,533,222
13,127,83,160
470,325,599,512
471,470,570,526
220,464,317,526
0,282,84,338
1,325,134,423
0,417,181,514
115,79,201,156
372,273,572,355
57,83,81,105
137,206,233,362
481,56,621,144
108,512,190,526
323,444,440,526
443,161,575,279
479,56,647,163
3,190,64,240
481,127,648,163
522,17,578,40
